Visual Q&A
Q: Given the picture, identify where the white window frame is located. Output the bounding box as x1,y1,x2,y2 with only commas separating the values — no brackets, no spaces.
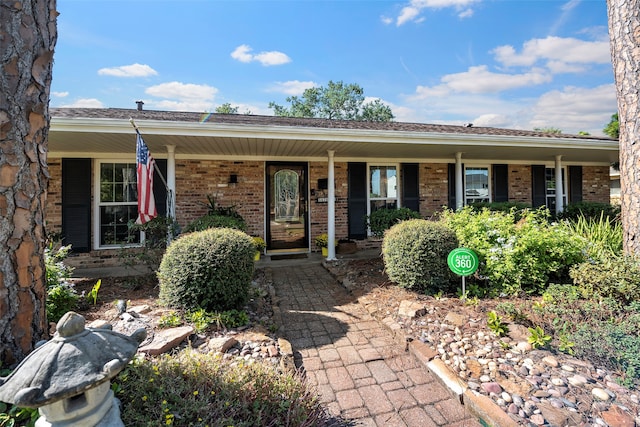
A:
93,159,144,250
545,166,567,213
366,163,401,217
464,165,491,205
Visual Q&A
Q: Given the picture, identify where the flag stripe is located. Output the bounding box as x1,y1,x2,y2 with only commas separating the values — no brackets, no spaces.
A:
136,130,157,225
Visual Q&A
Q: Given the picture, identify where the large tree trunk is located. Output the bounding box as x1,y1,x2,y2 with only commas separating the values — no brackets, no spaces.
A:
608,0,640,254
0,1,57,366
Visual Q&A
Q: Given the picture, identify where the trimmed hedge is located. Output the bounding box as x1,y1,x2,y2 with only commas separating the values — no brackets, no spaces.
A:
382,219,458,293
158,228,255,311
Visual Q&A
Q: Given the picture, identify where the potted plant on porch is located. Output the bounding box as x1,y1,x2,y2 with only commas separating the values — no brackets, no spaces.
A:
314,233,337,257
252,236,266,261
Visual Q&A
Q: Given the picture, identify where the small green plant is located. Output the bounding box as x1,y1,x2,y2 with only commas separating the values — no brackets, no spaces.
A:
558,333,576,355
185,308,214,333
158,311,182,328
87,279,101,305
45,242,78,323
314,233,336,248
495,301,529,323
528,326,552,349
487,311,508,337
0,401,39,427
252,236,266,252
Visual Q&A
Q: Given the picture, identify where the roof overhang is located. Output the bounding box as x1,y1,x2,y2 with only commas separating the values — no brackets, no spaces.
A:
48,117,619,165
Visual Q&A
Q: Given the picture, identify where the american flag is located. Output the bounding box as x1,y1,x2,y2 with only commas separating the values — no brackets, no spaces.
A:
135,130,157,224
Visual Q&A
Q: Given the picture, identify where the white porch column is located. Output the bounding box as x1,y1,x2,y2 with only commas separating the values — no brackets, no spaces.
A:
555,154,564,214
455,152,464,210
166,145,176,218
327,150,337,260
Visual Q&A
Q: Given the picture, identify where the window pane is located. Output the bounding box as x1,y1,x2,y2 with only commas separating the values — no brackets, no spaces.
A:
99,205,139,246
370,166,397,199
465,167,489,203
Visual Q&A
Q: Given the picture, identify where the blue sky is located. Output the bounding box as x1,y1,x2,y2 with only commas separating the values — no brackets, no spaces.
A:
51,0,616,136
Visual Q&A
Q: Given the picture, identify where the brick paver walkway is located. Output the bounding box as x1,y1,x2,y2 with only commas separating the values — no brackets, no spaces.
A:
270,262,482,427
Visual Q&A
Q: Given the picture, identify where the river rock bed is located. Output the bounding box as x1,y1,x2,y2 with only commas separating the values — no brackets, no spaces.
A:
325,257,640,426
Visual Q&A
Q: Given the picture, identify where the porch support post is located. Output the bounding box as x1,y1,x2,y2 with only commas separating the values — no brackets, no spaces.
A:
166,145,176,218
455,152,464,210
327,150,337,260
555,154,564,214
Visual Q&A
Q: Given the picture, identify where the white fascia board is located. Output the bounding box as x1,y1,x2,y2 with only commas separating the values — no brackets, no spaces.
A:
50,117,618,152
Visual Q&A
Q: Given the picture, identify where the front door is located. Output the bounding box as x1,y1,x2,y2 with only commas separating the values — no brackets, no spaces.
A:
266,162,308,251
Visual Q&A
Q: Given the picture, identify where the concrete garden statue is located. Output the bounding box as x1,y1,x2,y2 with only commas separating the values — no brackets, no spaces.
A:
0,312,146,427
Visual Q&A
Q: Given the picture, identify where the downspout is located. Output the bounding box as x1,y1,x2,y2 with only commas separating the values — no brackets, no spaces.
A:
455,152,464,210
166,145,176,218
166,145,176,243
327,150,337,260
555,155,564,214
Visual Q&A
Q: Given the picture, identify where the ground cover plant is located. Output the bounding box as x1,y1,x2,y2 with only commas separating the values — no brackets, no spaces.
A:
114,349,325,427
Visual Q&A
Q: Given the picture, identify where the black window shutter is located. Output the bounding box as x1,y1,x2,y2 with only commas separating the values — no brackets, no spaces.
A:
402,163,420,212
62,158,91,253
348,162,367,240
492,164,509,202
531,165,546,208
153,159,168,216
569,166,583,203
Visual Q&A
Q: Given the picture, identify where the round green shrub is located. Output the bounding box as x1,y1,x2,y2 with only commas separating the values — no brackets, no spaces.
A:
184,214,247,233
366,207,421,237
382,219,458,293
158,228,255,311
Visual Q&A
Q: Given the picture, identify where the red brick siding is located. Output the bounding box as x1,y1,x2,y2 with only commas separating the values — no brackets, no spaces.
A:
508,165,532,204
420,163,449,217
582,166,610,203
46,160,63,237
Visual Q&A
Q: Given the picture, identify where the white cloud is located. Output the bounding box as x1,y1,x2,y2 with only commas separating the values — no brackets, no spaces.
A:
396,0,481,25
267,80,317,96
52,91,69,98
60,98,104,108
411,65,551,97
529,84,617,134
97,63,158,77
492,36,610,70
144,81,218,111
231,44,291,66
145,82,218,101
472,113,511,128
380,15,394,25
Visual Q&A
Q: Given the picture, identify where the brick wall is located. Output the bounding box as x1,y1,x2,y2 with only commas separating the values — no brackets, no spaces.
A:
46,159,63,237
420,163,449,217
508,165,532,204
582,166,610,203
45,158,613,267
175,160,265,238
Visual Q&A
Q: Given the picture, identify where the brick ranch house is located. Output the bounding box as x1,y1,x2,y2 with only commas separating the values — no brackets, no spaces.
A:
46,108,619,268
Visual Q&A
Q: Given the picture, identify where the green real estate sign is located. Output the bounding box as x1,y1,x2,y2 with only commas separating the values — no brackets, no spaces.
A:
447,248,479,276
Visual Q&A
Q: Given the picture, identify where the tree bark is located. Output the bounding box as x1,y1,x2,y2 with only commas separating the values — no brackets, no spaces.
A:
0,0,57,366
607,0,640,254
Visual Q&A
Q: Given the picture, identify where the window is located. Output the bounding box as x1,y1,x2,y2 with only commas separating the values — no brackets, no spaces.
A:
97,161,140,247
369,165,398,213
465,167,490,204
545,167,566,214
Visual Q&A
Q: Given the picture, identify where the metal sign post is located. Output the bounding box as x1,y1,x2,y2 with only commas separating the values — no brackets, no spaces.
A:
447,248,479,299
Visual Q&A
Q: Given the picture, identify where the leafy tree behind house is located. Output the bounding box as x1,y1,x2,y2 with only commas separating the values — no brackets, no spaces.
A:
269,80,394,122
603,112,619,139
607,1,640,254
533,127,562,134
215,103,239,114
0,0,57,365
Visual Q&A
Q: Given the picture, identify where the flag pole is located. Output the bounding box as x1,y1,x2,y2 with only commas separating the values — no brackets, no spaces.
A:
130,118,175,244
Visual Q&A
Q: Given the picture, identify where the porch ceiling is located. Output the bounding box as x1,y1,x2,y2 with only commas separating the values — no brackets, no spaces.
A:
48,117,619,164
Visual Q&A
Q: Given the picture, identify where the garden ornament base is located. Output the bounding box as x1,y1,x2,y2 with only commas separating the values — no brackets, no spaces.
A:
0,311,146,427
